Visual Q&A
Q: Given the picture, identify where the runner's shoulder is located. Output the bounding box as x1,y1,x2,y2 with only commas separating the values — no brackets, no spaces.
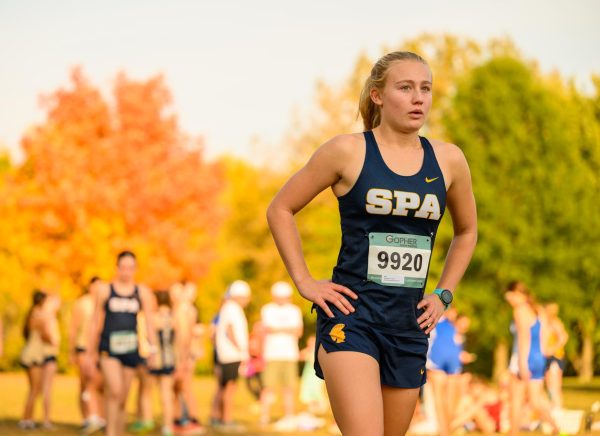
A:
428,139,471,180
137,284,154,301
428,138,466,163
313,133,365,168
324,132,364,152
96,282,111,302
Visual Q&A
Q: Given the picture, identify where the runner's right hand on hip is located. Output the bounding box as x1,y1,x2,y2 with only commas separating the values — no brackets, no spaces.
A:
297,278,358,318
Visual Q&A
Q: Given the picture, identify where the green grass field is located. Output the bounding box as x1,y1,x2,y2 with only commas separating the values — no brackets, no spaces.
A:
0,372,598,435
0,371,333,436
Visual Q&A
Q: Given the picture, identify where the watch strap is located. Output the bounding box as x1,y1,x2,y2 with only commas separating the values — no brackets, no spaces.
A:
433,288,451,310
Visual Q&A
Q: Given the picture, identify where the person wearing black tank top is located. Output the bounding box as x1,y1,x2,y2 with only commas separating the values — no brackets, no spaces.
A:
88,251,157,436
267,51,477,435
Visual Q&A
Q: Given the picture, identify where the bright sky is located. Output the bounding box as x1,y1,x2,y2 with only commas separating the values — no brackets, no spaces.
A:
1,0,598,164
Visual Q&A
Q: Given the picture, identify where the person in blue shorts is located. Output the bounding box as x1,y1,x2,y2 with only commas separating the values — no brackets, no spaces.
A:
427,310,474,435
267,51,478,435
428,309,461,375
505,281,559,435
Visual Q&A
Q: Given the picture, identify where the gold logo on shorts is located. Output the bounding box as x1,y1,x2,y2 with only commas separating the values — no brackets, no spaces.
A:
420,368,425,375
329,324,346,343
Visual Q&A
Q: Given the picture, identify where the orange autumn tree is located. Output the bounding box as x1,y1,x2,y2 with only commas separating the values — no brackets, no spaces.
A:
12,68,223,296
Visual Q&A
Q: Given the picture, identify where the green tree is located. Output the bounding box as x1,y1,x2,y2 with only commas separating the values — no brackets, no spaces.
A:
445,57,600,380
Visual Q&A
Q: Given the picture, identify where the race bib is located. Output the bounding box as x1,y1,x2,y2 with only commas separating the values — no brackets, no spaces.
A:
367,232,431,287
109,331,138,355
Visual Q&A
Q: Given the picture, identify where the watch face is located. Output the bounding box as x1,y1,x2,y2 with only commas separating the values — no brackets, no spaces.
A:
441,290,453,304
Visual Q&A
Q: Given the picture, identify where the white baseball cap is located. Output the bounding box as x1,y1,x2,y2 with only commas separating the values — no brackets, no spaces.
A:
228,280,251,298
271,281,293,298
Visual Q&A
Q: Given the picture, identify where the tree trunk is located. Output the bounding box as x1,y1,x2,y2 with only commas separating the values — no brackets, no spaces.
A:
492,340,509,382
579,329,594,383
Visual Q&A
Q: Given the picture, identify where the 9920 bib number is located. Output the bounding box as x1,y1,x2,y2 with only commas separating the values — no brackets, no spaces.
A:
376,251,424,272
367,233,432,287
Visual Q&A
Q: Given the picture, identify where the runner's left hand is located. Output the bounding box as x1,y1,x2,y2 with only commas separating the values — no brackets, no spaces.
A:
416,294,445,334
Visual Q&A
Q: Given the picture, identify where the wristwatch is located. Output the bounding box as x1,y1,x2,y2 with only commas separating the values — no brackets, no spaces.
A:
433,288,453,310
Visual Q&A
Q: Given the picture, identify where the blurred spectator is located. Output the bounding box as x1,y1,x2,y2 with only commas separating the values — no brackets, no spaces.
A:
259,281,303,429
128,309,155,433
451,374,501,434
89,251,157,436
69,277,104,433
171,281,205,433
246,321,266,402
149,290,177,436
208,291,228,427
40,293,61,429
213,280,251,431
542,302,568,411
505,281,559,435
426,307,461,436
299,335,327,415
19,290,47,429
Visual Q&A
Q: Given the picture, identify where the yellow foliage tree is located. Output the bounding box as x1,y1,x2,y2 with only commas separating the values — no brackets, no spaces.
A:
0,69,224,368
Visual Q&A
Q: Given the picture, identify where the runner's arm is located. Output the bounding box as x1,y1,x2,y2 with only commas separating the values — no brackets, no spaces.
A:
267,136,359,316
69,300,82,359
88,284,109,354
515,307,532,378
139,285,157,350
434,145,477,292
556,320,569,350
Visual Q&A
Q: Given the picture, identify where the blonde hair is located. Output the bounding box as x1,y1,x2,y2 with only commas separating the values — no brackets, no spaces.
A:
358,51,429,131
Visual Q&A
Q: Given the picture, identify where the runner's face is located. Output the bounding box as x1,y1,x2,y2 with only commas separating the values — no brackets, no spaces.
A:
546,303,558,317
169,283,183,304
238,295,251,307
117,256,136,282
273,295,291,305
504,291,516,306
505,290,525,307
183,282,197,302
375,60,432,132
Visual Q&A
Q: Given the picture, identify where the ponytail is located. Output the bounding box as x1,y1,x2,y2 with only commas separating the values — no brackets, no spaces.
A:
23,290,46,340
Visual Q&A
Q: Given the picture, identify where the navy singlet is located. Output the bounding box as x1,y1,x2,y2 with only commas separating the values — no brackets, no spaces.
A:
99,284,140,354
329,131,447,337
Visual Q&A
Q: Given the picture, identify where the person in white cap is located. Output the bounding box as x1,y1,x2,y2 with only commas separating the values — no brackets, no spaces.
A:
260,281,304,427
213,280,251,431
